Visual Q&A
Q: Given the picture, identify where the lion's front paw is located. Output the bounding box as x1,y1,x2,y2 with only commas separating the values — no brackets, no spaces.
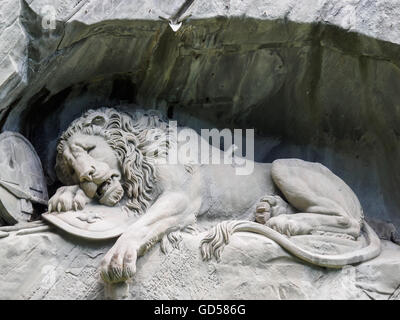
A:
100,237,138,284
255,195,293,224
48,185,90,213
266,214,310,237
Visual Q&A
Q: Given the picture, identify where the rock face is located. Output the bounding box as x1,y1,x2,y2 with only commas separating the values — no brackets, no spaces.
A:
0,1,400,230
1,0,400,300
0,228,399,300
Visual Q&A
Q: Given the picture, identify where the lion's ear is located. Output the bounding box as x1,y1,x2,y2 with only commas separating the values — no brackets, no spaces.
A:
91,115,106,127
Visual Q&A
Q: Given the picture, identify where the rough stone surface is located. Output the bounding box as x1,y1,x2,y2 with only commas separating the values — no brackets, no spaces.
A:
0,229,399,300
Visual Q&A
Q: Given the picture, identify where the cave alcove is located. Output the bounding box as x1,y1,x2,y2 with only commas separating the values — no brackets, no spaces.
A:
2,13,400,230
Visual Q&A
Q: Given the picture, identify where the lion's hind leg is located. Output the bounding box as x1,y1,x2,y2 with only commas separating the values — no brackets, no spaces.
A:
270,159,363,238
266,213,360,239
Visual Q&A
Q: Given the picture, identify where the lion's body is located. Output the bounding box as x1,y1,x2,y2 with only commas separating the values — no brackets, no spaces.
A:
198,163,276,221
49,108,381,283
156,162,276,224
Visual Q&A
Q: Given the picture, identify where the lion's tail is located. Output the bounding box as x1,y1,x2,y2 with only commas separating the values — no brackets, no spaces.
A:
200,220,381,268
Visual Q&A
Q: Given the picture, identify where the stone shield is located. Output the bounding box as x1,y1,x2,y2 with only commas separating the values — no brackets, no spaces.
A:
42,204,138,240
0,132,48,224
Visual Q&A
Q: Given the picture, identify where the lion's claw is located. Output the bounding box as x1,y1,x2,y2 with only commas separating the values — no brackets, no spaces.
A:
255,195,294,224
100,237,138,284
48,185,91,213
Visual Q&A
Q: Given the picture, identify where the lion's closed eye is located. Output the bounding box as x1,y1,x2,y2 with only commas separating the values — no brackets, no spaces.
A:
86,146,96,153
69,167,75,176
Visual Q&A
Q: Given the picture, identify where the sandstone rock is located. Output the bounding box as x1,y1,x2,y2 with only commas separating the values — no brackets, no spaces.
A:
0,231,9,238
0,228,399,300
367,218,400,244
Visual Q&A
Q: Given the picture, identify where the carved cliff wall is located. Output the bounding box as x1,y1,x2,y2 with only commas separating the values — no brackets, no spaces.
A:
1,1,400,231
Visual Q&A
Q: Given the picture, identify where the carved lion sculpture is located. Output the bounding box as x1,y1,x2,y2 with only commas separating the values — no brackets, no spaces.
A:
49,107,381,284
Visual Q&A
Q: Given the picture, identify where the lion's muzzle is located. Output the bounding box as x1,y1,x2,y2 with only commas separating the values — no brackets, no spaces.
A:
97,177,124,206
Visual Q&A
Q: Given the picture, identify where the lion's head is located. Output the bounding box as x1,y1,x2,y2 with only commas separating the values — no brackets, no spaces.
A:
55,107,171,215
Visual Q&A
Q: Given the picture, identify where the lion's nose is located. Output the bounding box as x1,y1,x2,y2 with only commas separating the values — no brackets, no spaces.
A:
80,166,95,182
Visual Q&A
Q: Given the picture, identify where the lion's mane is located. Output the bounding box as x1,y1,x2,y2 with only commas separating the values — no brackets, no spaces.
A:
56,107,173,215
